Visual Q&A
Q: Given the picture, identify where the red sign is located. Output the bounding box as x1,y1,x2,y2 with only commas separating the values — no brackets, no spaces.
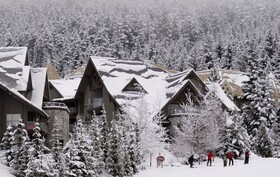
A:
157,156,165,161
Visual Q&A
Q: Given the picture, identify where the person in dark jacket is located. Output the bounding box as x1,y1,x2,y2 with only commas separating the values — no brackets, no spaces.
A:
207,151,214,166
188,155,194,168
228,152,234,166
223,152,227,167
244,150,250,164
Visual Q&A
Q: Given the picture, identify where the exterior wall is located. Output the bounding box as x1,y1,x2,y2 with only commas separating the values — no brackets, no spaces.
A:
81,84,119,125
0,89,4,139
0,89,42,140
43,104,69,147
49,85,62,100
102,87,120,125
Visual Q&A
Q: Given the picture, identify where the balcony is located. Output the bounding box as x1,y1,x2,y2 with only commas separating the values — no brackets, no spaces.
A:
68,107,77,114
43,102,67,108
85,98,103,111
168,104,201,117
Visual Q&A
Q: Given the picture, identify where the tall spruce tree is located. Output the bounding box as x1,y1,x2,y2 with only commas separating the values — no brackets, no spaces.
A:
50,117,63,176
106,120,125,177
254,123,273,157
25,122,56,177
64,116,90,177
89,111,104,175
1,125,14,166
9,119,29,176
99,107,109,169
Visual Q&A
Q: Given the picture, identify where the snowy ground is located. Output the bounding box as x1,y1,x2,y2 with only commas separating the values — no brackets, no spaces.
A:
0,163,14,177
1,151,280,177
135,154,280,177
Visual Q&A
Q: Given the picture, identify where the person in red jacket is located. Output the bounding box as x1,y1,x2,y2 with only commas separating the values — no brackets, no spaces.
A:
244,150,250,164
228,152,234,166
207,151,214,166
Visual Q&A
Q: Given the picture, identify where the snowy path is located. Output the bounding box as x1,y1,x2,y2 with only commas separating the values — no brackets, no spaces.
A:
135,157,280,177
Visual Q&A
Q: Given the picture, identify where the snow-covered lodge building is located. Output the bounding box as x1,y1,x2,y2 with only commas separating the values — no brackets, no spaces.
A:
0,47,69,146
2,47,280,143
72,57,240,137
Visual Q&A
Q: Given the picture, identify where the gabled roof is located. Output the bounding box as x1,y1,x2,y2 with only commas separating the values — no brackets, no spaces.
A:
197,69,280,100
76,57,209,120
122,77,148,93
29,68,48,108
0,81,48,118
197,69,249,97
50,78,81,101
205,82,240,111
0,47,30,91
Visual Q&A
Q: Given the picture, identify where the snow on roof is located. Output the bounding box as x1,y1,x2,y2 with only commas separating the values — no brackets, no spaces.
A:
206,82,240,111
198,69,249,97
90,57,199,119
50,77,81,100
30,68,47,108
0,47,29,91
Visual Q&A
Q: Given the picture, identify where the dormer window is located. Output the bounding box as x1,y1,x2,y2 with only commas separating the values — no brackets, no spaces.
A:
122,77,147,94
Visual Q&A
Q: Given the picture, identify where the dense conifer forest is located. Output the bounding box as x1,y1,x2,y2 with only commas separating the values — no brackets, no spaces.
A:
1,0,280,77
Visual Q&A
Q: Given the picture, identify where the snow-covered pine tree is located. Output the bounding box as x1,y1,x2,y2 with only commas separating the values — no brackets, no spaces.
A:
50,116,63,176
215,42,224,68
15,140,32,177
254,123,273,157
0,124,14,165
221,112,249,157
106,120,125,177
222,43,233,70
203,39,214,70
99,106,109,169
241,41,261,135
63,116,90,177
25,122,56,177
9,119,29,176
127,126,140,174
270,118,280,157
89,111,104,175
134,122,142,169
116,111,141,175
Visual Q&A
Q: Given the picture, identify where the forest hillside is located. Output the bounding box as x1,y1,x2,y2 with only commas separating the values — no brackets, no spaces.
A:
1,0,280,77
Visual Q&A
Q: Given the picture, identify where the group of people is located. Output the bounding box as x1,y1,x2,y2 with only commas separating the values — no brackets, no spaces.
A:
188,150,250,168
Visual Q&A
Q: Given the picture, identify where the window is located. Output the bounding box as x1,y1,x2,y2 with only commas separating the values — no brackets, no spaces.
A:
6,114,21,126
27,112,37,130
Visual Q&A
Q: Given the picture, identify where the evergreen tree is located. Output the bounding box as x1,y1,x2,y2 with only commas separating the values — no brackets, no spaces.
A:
25,122,56,177
50,117,63,176
106,120,125,177
0,125,14,166
99,107,109,169
254,123,273,157
89,111,104,175
64,117,90,177
222,44,233,70
221,112,249,156
9,119,29,176
203,40,215,70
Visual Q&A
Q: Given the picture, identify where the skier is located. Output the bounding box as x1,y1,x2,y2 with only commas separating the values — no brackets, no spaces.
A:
228,152,234,166
244,150,250,164
207,151,214,166
188,155,194,168
223,152,227,167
